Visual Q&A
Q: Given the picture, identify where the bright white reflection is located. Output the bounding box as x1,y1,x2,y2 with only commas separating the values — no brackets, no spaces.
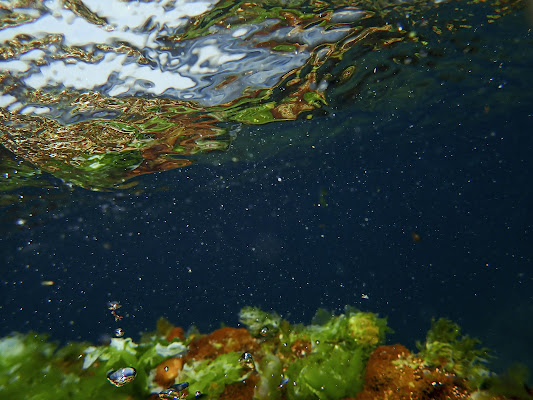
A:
0,0,364,114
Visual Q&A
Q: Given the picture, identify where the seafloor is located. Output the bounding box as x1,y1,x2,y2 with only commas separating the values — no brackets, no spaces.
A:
1,306,531,400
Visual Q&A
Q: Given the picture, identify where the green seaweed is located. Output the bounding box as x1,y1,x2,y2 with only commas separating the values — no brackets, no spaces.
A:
0,333,141,400
286,308,389,355
243,308,389,399
277,309,388,399
285,343,366,399
239,306,282,337
0,308,507,400
180,352,251,399
483,364,533,400
416,318,491,388
255,354,283,400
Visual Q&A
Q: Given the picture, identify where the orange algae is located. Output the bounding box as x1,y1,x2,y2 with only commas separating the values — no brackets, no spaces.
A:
154,357,183,388
354,344,471,400
147,311,517,400
166,326,185,341
219,375,260,400
185,327,260,362
290,339,312,358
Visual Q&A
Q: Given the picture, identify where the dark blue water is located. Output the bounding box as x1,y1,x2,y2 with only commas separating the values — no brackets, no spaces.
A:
1,2,532,377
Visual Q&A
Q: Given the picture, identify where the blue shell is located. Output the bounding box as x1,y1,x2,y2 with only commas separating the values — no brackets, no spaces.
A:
106,367,137,387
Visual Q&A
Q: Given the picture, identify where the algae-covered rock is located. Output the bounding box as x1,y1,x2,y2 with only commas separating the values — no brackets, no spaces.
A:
0,307,519,400
347,311,389,348
0,333,142,400
417,318,491,389
180,352,251,398
254,354,283,400
285,343,366,399
238,306,282,337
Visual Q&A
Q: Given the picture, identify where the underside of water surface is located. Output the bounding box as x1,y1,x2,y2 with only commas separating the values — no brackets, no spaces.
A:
1,0,526,191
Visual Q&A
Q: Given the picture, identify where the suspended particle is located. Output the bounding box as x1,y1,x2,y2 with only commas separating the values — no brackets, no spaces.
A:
260,326,269,336
107,367,136,387
239,352,255,369
114,328,124,337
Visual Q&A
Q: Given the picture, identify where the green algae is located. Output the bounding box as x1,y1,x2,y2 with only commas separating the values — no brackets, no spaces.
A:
238,306,282,337
255,354,284,400
417,318,491,389
239,306,388,399
483,364,533,400
0,307,512,400
0,333,142,400
180,352,251,398
285,343,366,399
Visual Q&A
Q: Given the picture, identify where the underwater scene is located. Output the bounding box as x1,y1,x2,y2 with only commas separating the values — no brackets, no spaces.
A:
1,0,532,399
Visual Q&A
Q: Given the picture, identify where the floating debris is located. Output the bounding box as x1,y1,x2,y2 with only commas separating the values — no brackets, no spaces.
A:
114,328,124,338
